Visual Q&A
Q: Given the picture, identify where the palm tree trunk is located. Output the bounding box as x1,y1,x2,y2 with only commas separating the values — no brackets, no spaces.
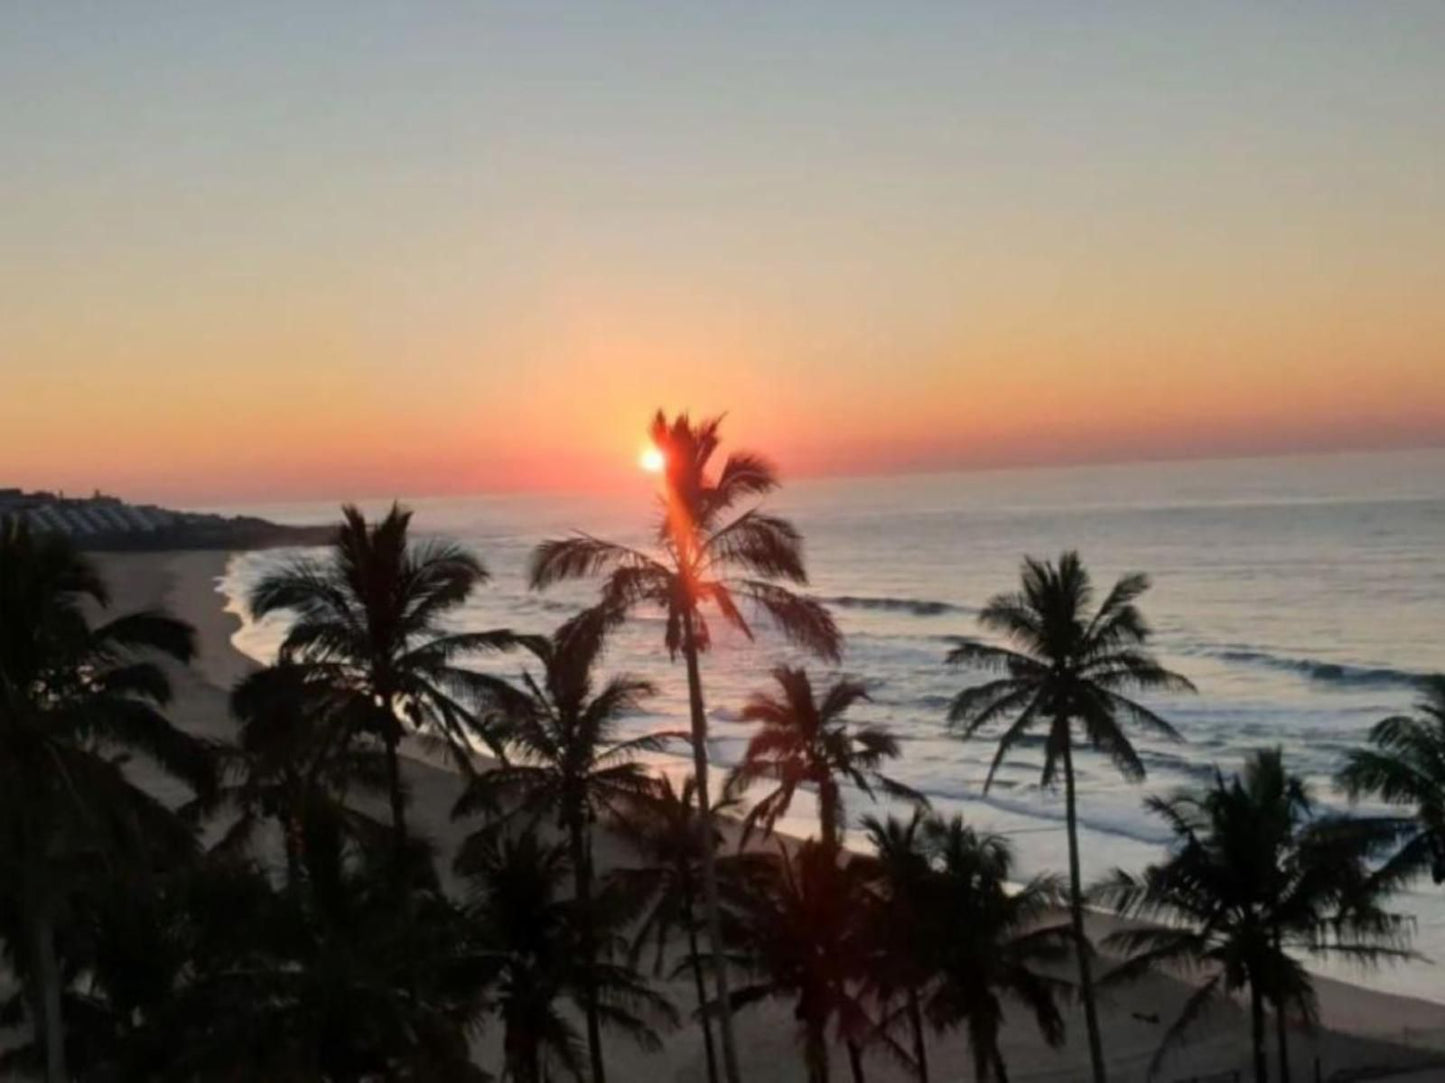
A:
683,616,742,1083
568,812,607,1083
907,989,929,1083
383,724,409,863
820,777,840,853
1272,931,1291,1083
685,893,721,1083
805,1017,830,1083
1061,737,1107,1083
283,807,305,893
1250,983,1268,1083
506,1023,540,1083
846,1038,866,1083
31,902,67,1083
1275,997,1291,1083
993,1048,1010,1083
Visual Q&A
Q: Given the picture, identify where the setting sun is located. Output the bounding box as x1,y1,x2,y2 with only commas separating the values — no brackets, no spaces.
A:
639,446,665,473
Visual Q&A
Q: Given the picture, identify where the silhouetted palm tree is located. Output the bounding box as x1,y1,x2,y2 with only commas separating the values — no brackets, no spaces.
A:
461,830,675,1083
529,411,841,1083
213,661,390,893
722,841,874,1083
0,518,213,1083
168,842,488,1081
613,775,761,1083
1337,676,1445,886
922,817,1070,1083
857,811,937,1082
946,551,1193,1083
248,503,514,870
728,666,924,852
1100,749,1410,1082
452,615,679,1083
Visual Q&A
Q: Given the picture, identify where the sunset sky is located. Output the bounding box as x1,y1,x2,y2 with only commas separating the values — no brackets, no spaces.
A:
3,3,1443,504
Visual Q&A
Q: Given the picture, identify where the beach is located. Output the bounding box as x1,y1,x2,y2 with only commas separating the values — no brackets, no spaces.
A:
95,546,1445,1082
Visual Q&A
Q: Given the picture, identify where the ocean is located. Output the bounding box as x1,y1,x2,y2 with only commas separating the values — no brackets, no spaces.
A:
210,448,1445,1002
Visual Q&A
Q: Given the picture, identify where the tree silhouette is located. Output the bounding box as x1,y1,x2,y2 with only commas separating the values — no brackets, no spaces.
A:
728,666,923,852
248,503,514,873
460,830,676,1083
453,615,679,1083
921,817,1070,1083
1100,749,1411,1082
529,411,841,1083
721,841,874,1083
1337,676,1445,887
946,551,1193,1083
0,517,213,1083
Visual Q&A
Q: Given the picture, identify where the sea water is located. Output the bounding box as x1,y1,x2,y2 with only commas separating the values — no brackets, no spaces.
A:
210,448,1445,1002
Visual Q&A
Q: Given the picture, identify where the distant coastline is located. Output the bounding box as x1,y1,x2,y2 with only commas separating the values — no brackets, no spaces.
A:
0,487,331,552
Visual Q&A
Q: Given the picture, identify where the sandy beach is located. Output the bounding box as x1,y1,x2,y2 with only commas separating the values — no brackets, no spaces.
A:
96,549,1445,1083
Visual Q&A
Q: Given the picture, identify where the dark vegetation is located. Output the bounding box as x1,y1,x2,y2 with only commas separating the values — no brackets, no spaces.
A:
0,415,1435,1082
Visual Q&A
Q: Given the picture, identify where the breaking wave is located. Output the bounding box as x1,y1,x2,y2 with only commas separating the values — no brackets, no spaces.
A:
820,594,968,617
1208,647,1426,689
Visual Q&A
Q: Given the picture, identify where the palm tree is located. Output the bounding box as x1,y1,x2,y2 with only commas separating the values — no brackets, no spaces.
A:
461,830,676,1083
0,517,214,1083
529,410,841,1083
728,666,923,853
247,503,514,871
921,817,1070,1083
613,775,762,1083
1337,676,1445,886
213,661,391,893
169,843,490,1081
1099,749,1411,1082
857,811,937,1082
945,551,1194,1083
452,615,680,1083
721,840,874,1083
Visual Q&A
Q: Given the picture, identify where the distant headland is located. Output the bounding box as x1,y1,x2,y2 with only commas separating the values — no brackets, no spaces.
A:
0,488,332,551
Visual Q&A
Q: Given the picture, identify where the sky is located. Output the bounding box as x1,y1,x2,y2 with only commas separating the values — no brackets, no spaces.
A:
2,3,1443,504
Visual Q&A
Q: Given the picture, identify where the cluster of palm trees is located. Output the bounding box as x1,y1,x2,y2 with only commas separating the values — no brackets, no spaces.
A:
0,412,1441,1083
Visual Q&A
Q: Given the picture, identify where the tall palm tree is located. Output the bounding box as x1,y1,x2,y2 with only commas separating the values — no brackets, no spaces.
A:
461,830,676,1083
946,551,1194,1083
857,811,937,1083
1099,749,1411,1082
728,666,924,852
1337,676,1445,886
722,840,875,1083
921,817,1070,1083
529,411,841,1083
452,615,679,1083
613,775,763,1083
0,517,214,1083
248,503,514,870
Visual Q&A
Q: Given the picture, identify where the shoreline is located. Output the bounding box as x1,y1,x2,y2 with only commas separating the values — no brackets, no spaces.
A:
97,548,1445,1081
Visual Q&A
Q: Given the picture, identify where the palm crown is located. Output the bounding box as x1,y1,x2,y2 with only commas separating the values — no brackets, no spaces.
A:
728,665,924,850
947,551,1194,789
529,412,840,659
248,503,515,858
453,617,672,836
1101,748,1411,1080
1337,676,1445,885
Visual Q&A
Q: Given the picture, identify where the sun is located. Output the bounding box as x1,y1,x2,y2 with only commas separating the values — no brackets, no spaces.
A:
639,446,666,473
